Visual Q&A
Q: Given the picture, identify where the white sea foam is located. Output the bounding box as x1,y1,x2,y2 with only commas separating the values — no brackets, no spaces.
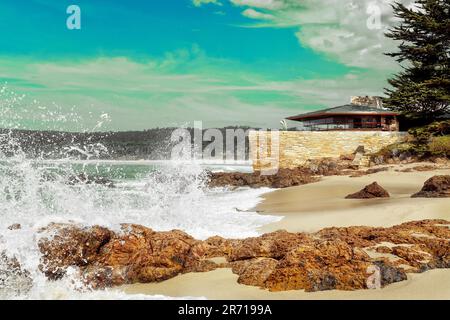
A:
0,86,280,299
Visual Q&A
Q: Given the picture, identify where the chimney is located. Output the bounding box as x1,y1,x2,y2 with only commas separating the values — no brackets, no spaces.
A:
351,96,383,109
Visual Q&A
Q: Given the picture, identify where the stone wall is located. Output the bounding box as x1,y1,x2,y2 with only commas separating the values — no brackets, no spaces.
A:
249,131,408,170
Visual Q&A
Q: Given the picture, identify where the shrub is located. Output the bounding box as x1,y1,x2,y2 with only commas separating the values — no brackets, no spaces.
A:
409,120,450,142
371,120,450,162
428,136,450,157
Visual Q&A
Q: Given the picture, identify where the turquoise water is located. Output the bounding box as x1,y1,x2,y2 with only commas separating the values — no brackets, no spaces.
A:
0,158,278,299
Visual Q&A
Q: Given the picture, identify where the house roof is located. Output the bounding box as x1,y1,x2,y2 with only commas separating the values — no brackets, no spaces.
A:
286,104,400,121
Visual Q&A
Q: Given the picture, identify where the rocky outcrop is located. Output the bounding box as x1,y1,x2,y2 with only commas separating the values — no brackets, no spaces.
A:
38,223,214,288
396,165,437,173
263,239,374,292
411,175,450,198
345,182,390,199
38,224,114,281
208,158,361,189
349,167,390,177
230,258,278,287
208,168,319,189
36,219,450,292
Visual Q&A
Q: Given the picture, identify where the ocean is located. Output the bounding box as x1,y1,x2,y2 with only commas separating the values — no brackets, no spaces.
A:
0,88,280,299
0,157,279,299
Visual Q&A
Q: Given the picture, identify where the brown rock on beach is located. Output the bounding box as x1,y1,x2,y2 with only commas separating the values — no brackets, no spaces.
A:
411,175,450,198
35,219,450,292
345,182,390,199
207,158,361,189
207,168,318,189
38,223,215,288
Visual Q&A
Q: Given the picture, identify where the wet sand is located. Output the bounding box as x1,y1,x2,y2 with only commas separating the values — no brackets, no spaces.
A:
123,165,450,300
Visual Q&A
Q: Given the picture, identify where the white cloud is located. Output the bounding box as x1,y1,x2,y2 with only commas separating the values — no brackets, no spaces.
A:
231,0,285,10
1,52,390,130
192,0,222,7
227,0,416,70
242,8,274,20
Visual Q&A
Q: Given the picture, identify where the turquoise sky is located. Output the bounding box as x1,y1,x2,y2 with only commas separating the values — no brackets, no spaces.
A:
0,0,403,130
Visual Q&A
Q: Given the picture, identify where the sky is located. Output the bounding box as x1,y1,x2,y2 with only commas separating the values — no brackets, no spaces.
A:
0,0,415,131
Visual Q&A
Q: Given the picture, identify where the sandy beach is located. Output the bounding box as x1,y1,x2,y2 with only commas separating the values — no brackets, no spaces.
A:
258,166,450,234
122,164,450,300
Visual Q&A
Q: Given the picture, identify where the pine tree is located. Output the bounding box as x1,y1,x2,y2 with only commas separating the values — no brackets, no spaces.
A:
384,0,450,121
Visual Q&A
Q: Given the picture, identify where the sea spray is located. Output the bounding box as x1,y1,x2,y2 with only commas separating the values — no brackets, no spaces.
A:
0,86,280,299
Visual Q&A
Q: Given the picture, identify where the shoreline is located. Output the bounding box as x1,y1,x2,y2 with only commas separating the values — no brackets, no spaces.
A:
256,165,450,234
122,163,450,300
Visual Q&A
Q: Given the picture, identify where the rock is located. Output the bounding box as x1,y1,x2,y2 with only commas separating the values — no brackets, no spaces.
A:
263,240,372,292
231,258,278,287
67,173,115,187
396,165,438,173
208,168,319,189
97,225,213,285
36,219,450,293
370,155,385,166
391,246,432,269
204,236,235,258
352,152,365,166
208,158,362,189
307,158,341,176
0,252,33,297
373,260,407,286
38,223,114,280
411,175,450,198
38,223,214,287
340,154,355,161
432,157,448,164
396,168,414,173
227,230,313,261
375,246,393,254
411,165,437,172
345,182,390,199
350,167,391,177
349,171,366,178
7,224,21,230
364,167,390,175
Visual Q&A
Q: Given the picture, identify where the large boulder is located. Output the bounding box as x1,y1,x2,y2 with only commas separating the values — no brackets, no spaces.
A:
38,224,114,280
345,182,390,199
263,240,373,292
230,258,278,287
226,230,313,261
38,223,214,288
411,175,450,198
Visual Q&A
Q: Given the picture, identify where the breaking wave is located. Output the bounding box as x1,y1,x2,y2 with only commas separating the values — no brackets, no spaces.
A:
0,86,279,299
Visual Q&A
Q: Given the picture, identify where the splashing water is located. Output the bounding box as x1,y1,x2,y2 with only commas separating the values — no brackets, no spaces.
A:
0,86,280,299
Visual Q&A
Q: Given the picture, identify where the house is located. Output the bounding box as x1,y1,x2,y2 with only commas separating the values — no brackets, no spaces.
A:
286,96,400,132
249,96,407,171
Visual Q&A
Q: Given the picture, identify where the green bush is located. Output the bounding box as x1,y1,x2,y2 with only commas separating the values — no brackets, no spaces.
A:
408,120,450,142
370,120,450,161
428,136,450,157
